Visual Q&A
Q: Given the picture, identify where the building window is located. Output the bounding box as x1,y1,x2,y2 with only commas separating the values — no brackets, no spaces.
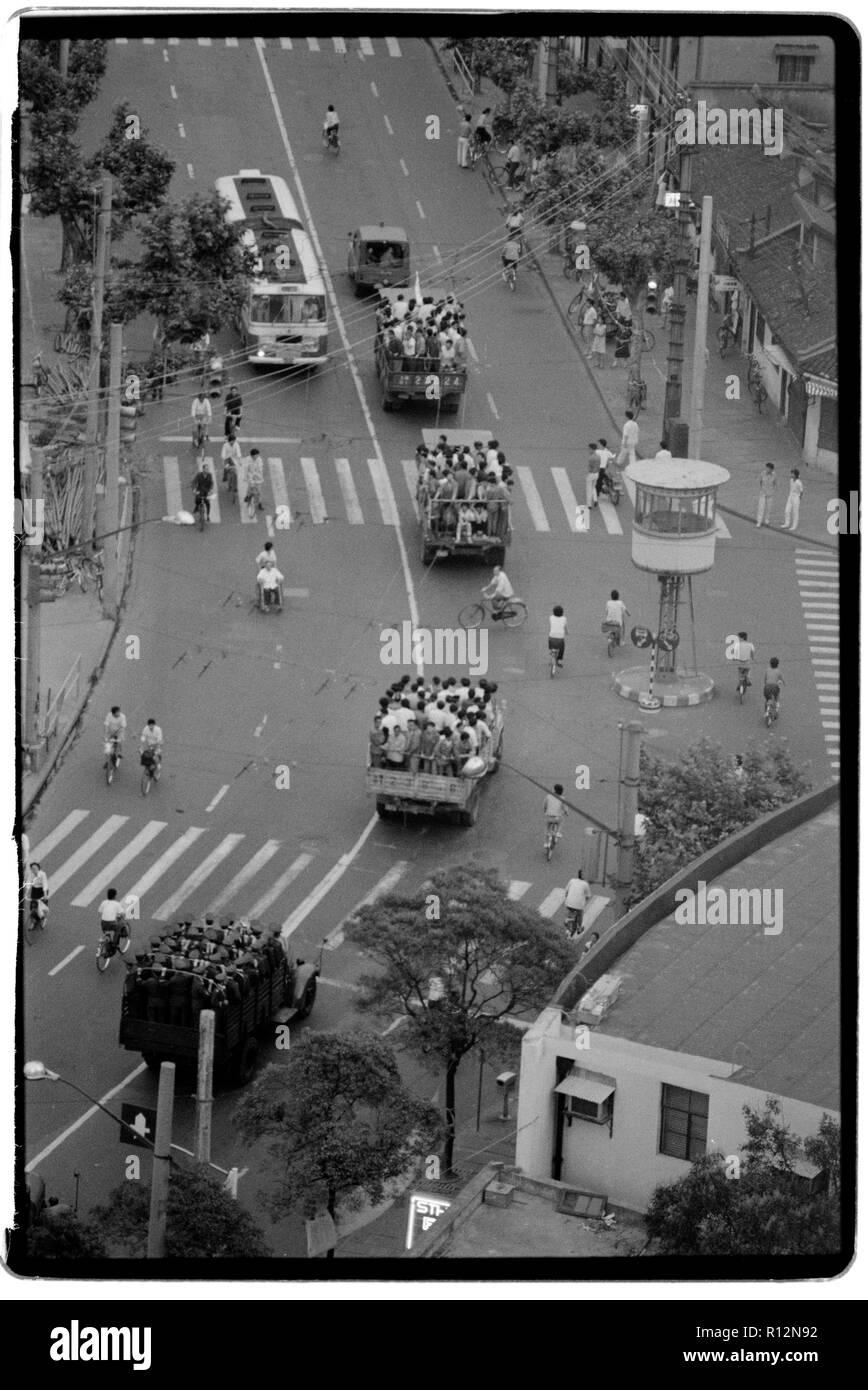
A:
777,55,814,83
660,1084,708,1160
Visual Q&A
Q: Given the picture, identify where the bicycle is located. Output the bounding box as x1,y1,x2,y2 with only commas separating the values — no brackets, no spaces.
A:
140,748,162,796
192,418,208,458
634,326,655,353
96,917,131,972
548,640,564,677
245,482,263,519
324,126,340,155
104,736,123,784
458,595,528,630
544,821,563,863
24,897,49,946
736,665,752,704
717,323,736,357
602,621,622,658
747,356,768,412
564,907,585,938
193,493,209,531
764,688,781,728
502,260,517,292
627,376,648,412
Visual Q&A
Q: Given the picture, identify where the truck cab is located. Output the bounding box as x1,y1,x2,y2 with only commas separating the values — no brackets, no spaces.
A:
348,225,410,297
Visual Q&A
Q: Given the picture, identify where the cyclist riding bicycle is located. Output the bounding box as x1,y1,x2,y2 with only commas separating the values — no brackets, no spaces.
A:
26,861,49,921
564,871,591,933
323,105,340,144
763,657,785,709
473,109,492,154
104,706,127,758
224,384,243,436
502,237,521,281
191,390,212,440
192,466,213,520
544,784,568,846
604,590,630,646
548,605,568,668
482,564,514,614
734,630,756,688
97,886,126,947
506,209,525,253
242,448,265,510
140,719,163,770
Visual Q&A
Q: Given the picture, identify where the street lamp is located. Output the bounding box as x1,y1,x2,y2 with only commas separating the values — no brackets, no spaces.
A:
24,1060,155,1149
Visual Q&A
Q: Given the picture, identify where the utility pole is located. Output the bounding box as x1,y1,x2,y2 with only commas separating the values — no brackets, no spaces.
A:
82,174,112,552
616,721,643,886
688,196,714,457
663,148,693,448
147,1061,175,1259
195,1011,216,1167
59,40,70,79
102,323,122,619
24,447,45,765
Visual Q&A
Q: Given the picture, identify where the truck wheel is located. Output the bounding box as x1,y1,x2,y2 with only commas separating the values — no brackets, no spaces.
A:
421,538,434,565
233,1037,259,1086
376,798,394,820
354,280,366,299
460,794,479,827
296,977,317,1021
381,391,393,411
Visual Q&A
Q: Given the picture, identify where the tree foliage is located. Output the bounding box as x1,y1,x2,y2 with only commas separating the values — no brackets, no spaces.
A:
86,103,175,237
645,1099,840,1256
444,37,536,94
27,1210,107,1259
626,739,811,907
586,195,682,301
89,1163,270,1258
19,38,107,113
347,865,575,1169
234,1032,442,1225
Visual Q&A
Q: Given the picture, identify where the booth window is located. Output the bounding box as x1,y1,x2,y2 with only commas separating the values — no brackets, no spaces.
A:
777,54,815,83
659,1084,708,1160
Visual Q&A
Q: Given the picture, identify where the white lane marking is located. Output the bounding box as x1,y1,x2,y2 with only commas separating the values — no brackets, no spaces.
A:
266,514,275,539
621,471,637,505
206,785,229,813
367,458,397,525
325,861,408,949
486,391,499,419
279,815,381,939
466,335,478,362
822,721,840,729
714,514,732,539
207,840,282,912
268,457,290,523
153,834,246,920
416,200,426,219
597,497,624,536
143,37,155,45
164,456,183,516
516,466,550,531
432,244,442,263
383,114,394,136
253,713,268,737
334,37,347,54
254,39,420,650
370,81,378,97
71,822,167,907
399,158,409,176
386,37,401,56
115,37,128,44
168,37,179,45
48,945,86,976
226,37,239,47
318,976,363,992
300,457,327,523
307,37,320,52
204,457,220,523
360,37,374,55
170,85,177,98
538,888,565,918
280,37,292,49
401,460,420,519
335,458,364,523
198,37,212,46
551,468,580,531
508,881,531,900
246,852,314,919
126,826,206,903
31,809,89,863
49,816,128,893
283,588,310,597
25,1062,149,1172
583,895,611,931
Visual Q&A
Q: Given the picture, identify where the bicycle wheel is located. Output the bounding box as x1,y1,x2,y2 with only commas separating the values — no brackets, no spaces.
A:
502,600,527,628
118,924,131,954
607,630,617,657
96,940,110,972
737,679,746,705
105,755,115,786
563,259,575,280
755,385,768,412
550,650,558,678
567,292,584,322
643,328,655,352
458,603,486,630
141,767,152,796
545,833,554,863
24,911,41,946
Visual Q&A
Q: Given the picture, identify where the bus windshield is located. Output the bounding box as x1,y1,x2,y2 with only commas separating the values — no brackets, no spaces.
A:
250,293,326,326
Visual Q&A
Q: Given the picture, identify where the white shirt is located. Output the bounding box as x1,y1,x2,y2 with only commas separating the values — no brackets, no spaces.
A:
391,298,409,321
242,455,264,489
222,438,242,465
140,724,163,748
549,614,567,639
191,397,212,421
324,109,339,128
654,448,673,461
256,565,284,589
582,305,597,327
487,571,514,600
597,448,615,471
788,479,804,500
564,878,591,911
621,419,640,448
104,712,127,737
605,599,628,626
256,549,278,568
98,898,122,923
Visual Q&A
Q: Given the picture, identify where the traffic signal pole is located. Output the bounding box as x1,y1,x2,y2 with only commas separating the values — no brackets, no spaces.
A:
688,196,714,458
663,149,692,445
82,175,112,551
147,1061,176,1259
102,323,122,620
24,447,44,762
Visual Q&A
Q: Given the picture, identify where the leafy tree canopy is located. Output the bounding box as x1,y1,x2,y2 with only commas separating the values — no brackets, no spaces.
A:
19,38,107,113
89,1163,270,1258
27,1210,107,1259
86,103,175,236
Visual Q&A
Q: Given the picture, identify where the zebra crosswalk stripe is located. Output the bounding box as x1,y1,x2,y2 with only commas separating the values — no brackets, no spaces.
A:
268,457,290,523
714,514,732,540
126,826,207,905
333,37,347,54
49,816,129,893
538,888,565,917
335,458,364,523
597,496,624,536
516,466,551,532
164,457,183,517
385,37,402,56
583,895,610,931
551,468,581,532
507,881,531,899
401,460,420,520
153,833,246,921
207,839,282,913
367,458,396,525
31,809,89,863
71,821,167,907
246,853,315,919
307,38,320,52
300,457,327,523
359,37,375,55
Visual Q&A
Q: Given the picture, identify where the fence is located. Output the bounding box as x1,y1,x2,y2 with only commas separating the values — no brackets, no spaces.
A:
450,45,477,97
40,653,82,747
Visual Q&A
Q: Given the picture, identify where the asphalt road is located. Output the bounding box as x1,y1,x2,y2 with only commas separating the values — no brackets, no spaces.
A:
21,36,834,1252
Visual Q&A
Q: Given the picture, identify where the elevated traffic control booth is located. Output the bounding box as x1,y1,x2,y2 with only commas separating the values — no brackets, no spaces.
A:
614,457,730,708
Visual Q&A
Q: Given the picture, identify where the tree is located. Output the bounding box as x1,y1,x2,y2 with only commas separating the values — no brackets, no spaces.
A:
234,1033,442,1254
645,1100,841,1256
24,107,92,269
19,38,107,113
86,103,175,238
444,37,536,95
90,1163,270,1257
347,865,575,1171
27,1211,107,1259
627,739,811,907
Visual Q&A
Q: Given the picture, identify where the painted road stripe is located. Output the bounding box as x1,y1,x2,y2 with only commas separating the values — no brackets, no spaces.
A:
416,200,426,220
516,467,550,531
399,158,409,176
466,335,478,362
49,816,128,893
333,37,347,54
207,840,282,912
26,1062,149,1172
551,468,580,531
360,37,374,55
49,945,86,976
203,458,220,523
583,895,610,931
386,37,402,56
279,816,380,939
621,471,637,505
508,881,531,900
198,38,212,46
335,458,364,523
154,833,245,920
126,826,206,904
486,391,500,419
268,457,290,522
71,821,167,907
206,786,229,813
597,497,624,536
164,456,183,516
538,888,565,918
307,37,320,52
326,861,408,949
143,38,155,45
384,114,394,136
280,38,293,49
401,460,420,519
31,809,89,863
226,37,239,47
367,457,397,524
300,457,327,523
246,852,314,918
714,514,732,539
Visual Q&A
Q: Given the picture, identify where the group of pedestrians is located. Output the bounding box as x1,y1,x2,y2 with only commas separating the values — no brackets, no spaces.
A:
756,462,804,531
375,292,469,372
417,437,512,540
369,674,498,776
580,289,635,368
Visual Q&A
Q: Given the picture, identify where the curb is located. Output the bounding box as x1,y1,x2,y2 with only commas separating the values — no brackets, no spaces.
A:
612,674,716,707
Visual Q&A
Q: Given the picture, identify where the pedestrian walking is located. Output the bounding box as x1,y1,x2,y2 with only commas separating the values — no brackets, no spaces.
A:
504,140,523,188
781,468,804,530
591,318,608,369
616,410,640,468
457,111,472,168
586,443,601,508
756,462,777,527
581,301,598,353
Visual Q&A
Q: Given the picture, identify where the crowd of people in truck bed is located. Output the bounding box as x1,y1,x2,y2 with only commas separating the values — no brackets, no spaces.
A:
368,673,499,777
123,917,285,1026
416,436,512,540
375,292,469,371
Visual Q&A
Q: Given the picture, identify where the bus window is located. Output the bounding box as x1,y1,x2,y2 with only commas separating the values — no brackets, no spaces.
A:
295,296,325,323
251,294,290,325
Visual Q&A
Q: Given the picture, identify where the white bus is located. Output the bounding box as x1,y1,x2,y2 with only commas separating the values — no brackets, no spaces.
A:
216,169,328,367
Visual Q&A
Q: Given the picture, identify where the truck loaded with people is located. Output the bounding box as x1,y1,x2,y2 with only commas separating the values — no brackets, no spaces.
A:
119,917,318,1084
374,286,468,413
365,672,504,826
415,429,513,565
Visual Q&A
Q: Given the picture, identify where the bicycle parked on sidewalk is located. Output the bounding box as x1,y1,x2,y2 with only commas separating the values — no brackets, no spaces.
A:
717,323,737,357
747,355,768,412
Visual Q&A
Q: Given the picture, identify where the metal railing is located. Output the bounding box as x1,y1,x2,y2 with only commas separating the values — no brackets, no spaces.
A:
40,654,81,745
451,45,477,97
